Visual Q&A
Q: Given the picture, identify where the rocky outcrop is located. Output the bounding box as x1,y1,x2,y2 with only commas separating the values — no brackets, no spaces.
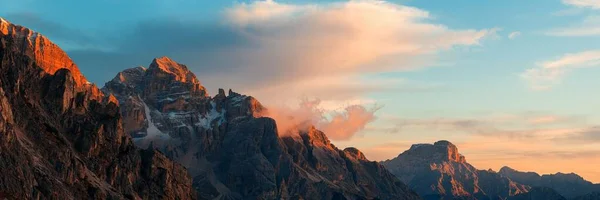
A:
381,141,529,200
499,167,600,199
103,57,421,200
0,18,195,199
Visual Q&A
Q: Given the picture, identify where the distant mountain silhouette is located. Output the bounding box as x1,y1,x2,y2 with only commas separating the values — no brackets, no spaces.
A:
382,140,600,200
381,140,529,200
499,166,600,199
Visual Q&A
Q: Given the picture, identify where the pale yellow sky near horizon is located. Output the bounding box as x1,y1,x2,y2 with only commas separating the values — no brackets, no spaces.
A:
336,139,600,184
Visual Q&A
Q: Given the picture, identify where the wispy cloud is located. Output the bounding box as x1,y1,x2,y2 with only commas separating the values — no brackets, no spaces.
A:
562,0,600,9
508,31,521,39
548,1,600,37
521,50,600,90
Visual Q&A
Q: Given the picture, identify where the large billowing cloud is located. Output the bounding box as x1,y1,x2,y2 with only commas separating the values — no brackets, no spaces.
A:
6,0,494,102
219,0,494,102
59,0,494,104
6,0,494,140
521,50,600,90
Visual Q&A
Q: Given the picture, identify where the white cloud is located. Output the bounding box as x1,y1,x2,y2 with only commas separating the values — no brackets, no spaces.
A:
220,0,496,103
521,50,600,90
563,0,600,9
508,31,521,39
549,2,600,37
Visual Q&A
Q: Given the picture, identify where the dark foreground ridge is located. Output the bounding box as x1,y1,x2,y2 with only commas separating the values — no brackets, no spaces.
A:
0,18,195,199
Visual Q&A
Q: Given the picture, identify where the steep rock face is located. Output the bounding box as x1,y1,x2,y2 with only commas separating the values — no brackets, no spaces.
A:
381,141,529,200
0,18,86,87
103,58,421,200
499,167,600,198
0,18,195,199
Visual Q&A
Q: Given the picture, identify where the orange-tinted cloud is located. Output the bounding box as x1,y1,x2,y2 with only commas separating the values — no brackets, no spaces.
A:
262,98,380,141
218,0,496,103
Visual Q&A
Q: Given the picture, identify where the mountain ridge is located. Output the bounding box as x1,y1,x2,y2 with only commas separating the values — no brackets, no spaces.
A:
382,140,600,200
381,140,530,200
103,58,422,199
499,166,600,198
0,17,195,199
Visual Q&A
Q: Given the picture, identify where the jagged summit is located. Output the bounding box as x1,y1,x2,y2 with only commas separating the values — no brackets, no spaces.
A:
434,140,453,146
102,57,421,199
382,141,530,199
0,17,88,87
344,147,367,161
148,56,199,84
404,140,465,163
111,66,146,85
104,57,209,107
0,19,194,199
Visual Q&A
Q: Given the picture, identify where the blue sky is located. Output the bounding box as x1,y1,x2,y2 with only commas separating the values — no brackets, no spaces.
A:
2,0,600,182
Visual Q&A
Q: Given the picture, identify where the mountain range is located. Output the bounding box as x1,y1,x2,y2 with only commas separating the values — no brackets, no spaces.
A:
102,56,420,200
0,17,598,200
381,140,600,200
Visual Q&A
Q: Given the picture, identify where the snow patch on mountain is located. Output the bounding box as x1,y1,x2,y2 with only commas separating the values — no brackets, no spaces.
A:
143,103,170,140
196,101,225,129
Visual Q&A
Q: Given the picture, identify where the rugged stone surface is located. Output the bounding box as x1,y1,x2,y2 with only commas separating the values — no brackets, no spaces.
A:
0,18,195,199
103,57,421,200
499,167,600,199
381,141,529,200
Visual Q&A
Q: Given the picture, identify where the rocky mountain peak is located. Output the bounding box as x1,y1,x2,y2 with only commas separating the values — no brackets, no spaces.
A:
382,141,530,199
142,57,208,100
0,17,87,88
343,147,367,161
148,56,199,84
0,19,194,199
103,57,421,199
300,126,336,149
406,140,465,163
112,66,146,85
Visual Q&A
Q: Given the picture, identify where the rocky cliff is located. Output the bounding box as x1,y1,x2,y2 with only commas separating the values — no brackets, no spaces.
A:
0,18,195,199
381,140,530,200
103,57,421,200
